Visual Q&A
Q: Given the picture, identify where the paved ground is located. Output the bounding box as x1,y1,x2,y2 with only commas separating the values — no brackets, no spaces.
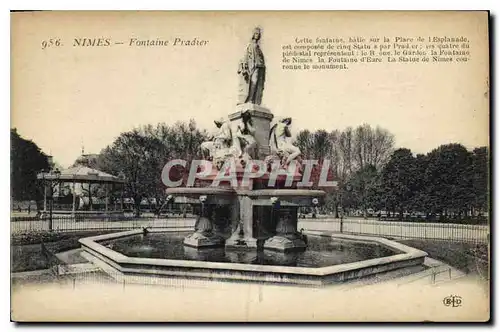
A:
11,271,489,322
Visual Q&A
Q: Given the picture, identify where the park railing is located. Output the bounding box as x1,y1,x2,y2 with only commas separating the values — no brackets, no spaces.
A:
10,214,196,234
11,215,489,244
297,218,490,244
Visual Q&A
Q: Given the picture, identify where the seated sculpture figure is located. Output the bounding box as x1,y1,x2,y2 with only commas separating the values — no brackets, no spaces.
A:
200,117,233,161
267,117,302,169
201,112,258,169
234,110,257,161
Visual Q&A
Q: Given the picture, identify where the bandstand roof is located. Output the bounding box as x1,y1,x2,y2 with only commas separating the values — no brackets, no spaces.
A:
37,166,125,183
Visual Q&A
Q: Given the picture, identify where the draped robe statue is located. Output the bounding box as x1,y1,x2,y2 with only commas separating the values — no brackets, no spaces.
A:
237,27,266,105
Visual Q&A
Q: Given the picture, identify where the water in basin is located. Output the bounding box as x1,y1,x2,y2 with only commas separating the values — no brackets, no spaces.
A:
101,232,400,268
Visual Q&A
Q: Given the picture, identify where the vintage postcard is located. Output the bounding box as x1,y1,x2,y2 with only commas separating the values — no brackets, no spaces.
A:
10,10,490,322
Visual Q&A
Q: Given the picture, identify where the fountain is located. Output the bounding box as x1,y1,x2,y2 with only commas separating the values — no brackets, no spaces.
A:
79,27,428,286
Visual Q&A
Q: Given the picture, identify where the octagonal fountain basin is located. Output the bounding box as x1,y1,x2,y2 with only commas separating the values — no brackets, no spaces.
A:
79,229,428,287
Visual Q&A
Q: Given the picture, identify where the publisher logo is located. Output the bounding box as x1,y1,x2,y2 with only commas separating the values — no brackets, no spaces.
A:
443,295,462,307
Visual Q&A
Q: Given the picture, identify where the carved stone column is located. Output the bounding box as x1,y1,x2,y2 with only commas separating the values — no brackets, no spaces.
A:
184,196,225,248
253,206,275,240
225,195,258,249
212,205,232,240
263,206,306,252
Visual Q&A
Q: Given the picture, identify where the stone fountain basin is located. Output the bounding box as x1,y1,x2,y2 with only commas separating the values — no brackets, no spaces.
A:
165,187,327,205
79,229,428,287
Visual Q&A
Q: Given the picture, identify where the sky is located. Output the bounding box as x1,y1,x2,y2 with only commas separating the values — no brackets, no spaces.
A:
11,11,489,168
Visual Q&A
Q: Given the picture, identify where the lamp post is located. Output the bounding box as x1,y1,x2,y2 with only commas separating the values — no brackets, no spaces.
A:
312,197,319,220
340,184,352,234
163,194,174,218
39,168,61,231
270,196,280,227
118,171,126,214
340,190,344,234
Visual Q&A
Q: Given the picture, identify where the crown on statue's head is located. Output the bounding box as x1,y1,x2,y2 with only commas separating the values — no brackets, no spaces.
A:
252,26,263,39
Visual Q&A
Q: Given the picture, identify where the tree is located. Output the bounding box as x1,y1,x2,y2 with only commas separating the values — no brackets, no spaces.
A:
294,129,343,216
97,120,208,216
425,144,474,218
294,125,395,217
307,159,338,214
353,124,395,171
471,146,489,215
144,120,208,208
347,164,380,217
338,127,354,177
408,153,430,215
98,130,157,216
11,129,50,202
294,129,313,159
72,153,99,168
379,148,417,219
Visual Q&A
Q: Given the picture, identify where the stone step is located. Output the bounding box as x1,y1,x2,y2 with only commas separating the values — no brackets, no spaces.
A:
56,263,101,275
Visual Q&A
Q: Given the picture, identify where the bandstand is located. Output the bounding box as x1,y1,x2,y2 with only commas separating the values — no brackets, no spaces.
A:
37,166,126,219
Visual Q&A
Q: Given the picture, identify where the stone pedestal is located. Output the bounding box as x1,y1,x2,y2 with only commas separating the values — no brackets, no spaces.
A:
184,232,225,248
253,206,275,240
183,246,226,261
262,250,300,266
226,250,258,264
264,236,306,252
225,232,259,249
184,205,225,248
229,103,274,159
263,207,306,252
